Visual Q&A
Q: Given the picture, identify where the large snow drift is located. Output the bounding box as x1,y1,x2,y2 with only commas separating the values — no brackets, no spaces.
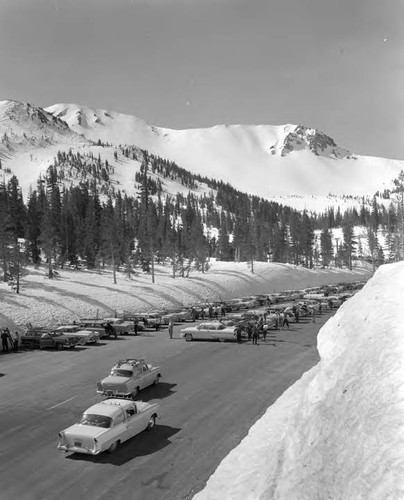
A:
194,262,404,500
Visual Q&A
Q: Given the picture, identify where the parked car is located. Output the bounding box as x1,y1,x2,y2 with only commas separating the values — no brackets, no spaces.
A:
180,321,238,342
57,398,159,455
39,331,79,350
134,312,163,330
55,325,100,345
161,309,194,324
96,358,161,398
79,319,117,339
102,318,136,335
21,329,44,349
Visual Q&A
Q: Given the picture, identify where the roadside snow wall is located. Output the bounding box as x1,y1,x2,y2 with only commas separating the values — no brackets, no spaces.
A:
194,262,404,500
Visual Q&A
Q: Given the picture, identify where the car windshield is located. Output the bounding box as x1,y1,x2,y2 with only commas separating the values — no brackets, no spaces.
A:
79,414,112,428
111,369,133,378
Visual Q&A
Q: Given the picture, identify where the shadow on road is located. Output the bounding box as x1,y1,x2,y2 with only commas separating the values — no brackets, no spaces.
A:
135,382,177,402
66,424,181,466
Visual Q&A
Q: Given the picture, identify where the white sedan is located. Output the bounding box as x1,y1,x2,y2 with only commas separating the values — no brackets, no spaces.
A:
57,398,159,455
180,321,238,342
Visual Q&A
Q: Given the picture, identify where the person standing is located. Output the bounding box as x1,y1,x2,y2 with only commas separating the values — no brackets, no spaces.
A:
168,320,174,339
13,332,19,352
133,320,139,336
1,329,9,353
247,323,253,343
252,324,259,345
235,324,243,344
262,324,268,342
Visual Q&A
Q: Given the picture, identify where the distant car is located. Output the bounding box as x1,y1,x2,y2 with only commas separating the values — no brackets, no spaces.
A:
79,319,117,339
96,358,161,398
39,331,78,350
57,398,160,455
133,312,163,330
55,325,100,345
180,321,238,342
21,329,44,349
161,309,193,324
102,318,136,335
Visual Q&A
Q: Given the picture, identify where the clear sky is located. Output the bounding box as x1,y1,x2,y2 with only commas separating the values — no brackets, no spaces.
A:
0,0,403,160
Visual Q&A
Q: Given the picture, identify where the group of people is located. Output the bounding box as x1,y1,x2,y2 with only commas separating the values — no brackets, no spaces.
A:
195,304,227,321
234,311,292,345
1,328,19,353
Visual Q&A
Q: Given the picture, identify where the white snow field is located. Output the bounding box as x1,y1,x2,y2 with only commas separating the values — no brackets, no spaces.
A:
193,261,404,500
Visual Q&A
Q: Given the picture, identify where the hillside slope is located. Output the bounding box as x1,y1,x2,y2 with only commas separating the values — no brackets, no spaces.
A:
46,102,404,198
0,260,372,332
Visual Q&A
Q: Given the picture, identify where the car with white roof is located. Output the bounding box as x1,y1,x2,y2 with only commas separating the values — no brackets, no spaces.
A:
180,321,238,342
96,358,161,398
55,325,100,345
57,398,159,455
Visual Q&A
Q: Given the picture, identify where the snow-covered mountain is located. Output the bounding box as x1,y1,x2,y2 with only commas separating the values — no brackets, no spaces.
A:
1,99,403,210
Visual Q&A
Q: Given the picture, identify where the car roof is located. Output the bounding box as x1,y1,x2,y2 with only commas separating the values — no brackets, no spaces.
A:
84,399,134,417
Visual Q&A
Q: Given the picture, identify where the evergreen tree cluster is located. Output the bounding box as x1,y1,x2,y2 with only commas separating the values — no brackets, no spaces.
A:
1,146,404,284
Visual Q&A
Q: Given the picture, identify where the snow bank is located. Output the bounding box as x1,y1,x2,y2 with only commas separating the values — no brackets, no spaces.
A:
0,260,370,330
193,262,404,500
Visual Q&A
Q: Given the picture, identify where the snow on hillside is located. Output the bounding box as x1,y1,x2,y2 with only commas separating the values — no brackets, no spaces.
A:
45,102,404,199
193,261,404,500
1,99,402,211
0,260,371,332
0,100,84,153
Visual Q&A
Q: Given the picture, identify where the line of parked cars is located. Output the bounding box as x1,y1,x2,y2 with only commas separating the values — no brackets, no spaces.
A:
20,280,365,351
178,280,365,342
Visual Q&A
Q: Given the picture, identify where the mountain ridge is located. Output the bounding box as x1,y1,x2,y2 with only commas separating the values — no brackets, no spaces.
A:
1,99,403,205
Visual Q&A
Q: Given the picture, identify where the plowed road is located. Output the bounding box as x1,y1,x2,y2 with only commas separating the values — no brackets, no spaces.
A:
0,312,334,500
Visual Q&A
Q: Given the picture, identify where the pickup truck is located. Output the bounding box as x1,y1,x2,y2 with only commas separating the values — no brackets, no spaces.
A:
96,358,161,398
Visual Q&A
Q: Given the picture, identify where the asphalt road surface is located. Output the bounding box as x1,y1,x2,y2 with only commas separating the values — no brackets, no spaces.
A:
0,311,335,500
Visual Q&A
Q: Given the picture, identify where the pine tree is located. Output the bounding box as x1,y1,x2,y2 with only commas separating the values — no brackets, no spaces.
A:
342,223,356,270
320,226,333,268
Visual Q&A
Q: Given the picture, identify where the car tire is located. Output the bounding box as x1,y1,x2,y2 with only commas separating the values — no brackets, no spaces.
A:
218,338,226,342
185,333,193,342
147,415,156,431
79,338,86,346
108,440,120,453
57,343,64,350
131,387,139,399
153,376,159,386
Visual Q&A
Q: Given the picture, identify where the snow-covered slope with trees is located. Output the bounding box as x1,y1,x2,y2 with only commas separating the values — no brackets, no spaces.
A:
1,99,402,210
45,102,404,198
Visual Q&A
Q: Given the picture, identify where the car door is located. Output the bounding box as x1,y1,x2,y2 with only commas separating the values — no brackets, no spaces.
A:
40,333,52,348
125,403,147,438
139,364,152,389
196,324,215,340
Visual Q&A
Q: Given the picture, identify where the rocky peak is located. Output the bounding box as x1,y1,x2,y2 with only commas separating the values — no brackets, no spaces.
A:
270,125,354,159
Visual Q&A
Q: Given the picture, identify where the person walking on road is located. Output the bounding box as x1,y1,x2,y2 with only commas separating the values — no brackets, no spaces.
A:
168,320,174,339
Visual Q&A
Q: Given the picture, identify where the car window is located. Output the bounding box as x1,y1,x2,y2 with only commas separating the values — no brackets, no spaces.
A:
126,407,137,417
79,414,112,428
111,369,133,378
